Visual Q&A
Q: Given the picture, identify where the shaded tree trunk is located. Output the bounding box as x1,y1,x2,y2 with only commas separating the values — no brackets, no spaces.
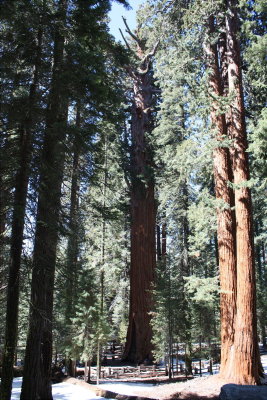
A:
0,27,43,400
156,225,161,260
255,221,267,348
180,180,192,375
96,134,108,384
162,222,167,258
64,106,81,377
0,165,8,288
20,1,68,399
122,27,157,363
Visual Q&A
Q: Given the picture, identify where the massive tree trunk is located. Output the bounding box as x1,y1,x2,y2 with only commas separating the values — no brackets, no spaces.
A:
206,3,262,384
122,26,157,363
20,2,68,399
225,0,262,384
0,27,43,400
125,178,156,363
205,16,237,378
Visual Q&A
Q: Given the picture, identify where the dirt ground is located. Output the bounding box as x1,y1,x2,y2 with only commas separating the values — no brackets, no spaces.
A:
116,375,227,399
66,375,229,399
66,358,267,400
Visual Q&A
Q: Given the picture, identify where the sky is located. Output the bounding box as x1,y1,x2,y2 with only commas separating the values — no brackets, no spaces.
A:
108,0,144,41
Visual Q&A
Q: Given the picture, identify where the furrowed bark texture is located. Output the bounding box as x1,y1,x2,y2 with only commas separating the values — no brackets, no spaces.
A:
205,16,237,378
123,41,157,363
225,0,261,384
206,2,262,384
0,27,43,400
20,1,68,399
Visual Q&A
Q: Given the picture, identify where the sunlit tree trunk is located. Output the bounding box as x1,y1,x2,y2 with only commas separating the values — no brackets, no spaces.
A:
205,15,237,378
225,0,262,384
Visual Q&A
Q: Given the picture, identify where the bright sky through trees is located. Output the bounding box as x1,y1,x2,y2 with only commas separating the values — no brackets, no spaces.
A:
108,0,144,40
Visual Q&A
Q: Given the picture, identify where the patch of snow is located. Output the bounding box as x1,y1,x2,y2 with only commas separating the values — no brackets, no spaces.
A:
10,378,116,400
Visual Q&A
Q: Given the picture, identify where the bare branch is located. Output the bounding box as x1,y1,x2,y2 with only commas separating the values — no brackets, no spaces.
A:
137,65,150,75
119,28,134,54
142,40,160,63
139,40,160,72
122,16,142,47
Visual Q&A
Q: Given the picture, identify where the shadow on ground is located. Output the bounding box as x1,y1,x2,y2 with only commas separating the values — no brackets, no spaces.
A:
170,392,219,400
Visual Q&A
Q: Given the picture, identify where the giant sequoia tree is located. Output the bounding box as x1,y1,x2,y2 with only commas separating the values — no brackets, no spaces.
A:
224,0,262,383
205,12,237,379
121,21,158,363
204,0,262,384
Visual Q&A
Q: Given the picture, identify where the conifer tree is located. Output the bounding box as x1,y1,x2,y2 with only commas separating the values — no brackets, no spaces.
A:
21,1,69,397
0,1,46,397
1,25,43,400
120,19,158,363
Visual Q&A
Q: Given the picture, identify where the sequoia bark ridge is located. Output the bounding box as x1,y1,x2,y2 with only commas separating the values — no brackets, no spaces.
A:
121,21,158,363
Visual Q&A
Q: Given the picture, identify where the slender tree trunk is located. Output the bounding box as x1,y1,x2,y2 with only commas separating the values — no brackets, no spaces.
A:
97,136,107,383
180,180,192,375
205,16,237,378
20,2,68,399
156,225,161,260
0,27,43,400
0,169,8,291
255,221,267,348
162,223,167,258
225,0,262,384
123,37,157,362
64,105,81,377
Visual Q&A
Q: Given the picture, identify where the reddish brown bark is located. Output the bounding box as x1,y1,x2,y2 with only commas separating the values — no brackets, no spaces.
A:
206,2,262,383
125,181,156,363
205,16,237,378
225,0,261,384
122,28,157,363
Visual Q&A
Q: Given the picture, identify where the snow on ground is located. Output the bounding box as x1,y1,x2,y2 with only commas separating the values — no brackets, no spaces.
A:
11,378,116,400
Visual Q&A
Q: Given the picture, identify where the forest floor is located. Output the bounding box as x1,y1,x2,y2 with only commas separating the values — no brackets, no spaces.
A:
67,354,267,400
9,354,267,400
